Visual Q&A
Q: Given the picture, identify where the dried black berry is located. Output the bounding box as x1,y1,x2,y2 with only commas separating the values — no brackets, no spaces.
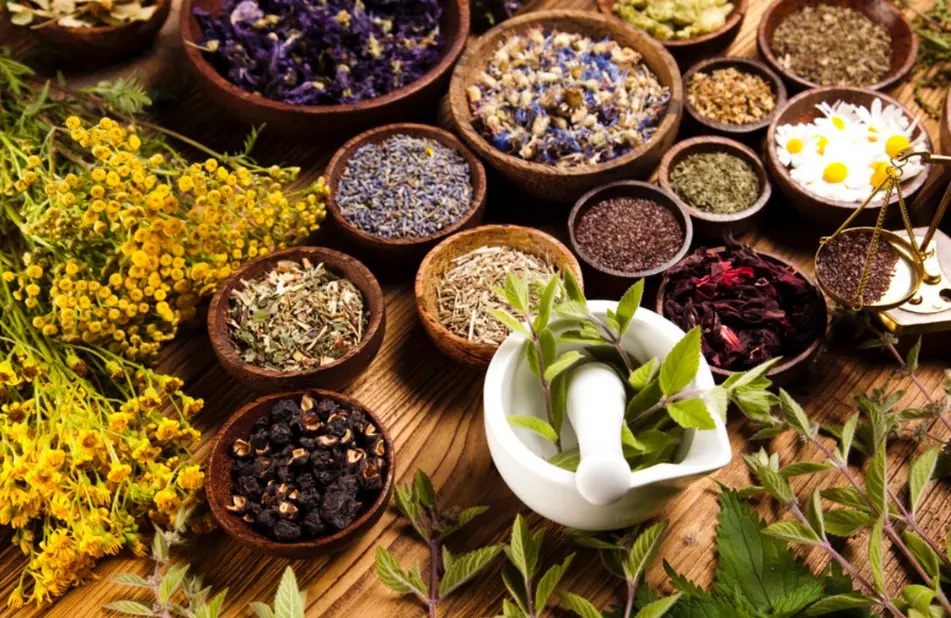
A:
297,472,317,490
301,510,326,537
231,439,252,459
359,460,384,491
309,449,334,469
297,488,321,511
316,468,341,486
231,460,253,478
255,508,278,532
237,476,262,500
298,437,318,451
276,465,295,484
289,448,309,467
252,416,270,433
270,423,293,446
225,495,247,514
271,399,301,424
348,411,366,431
316,398,337,417
301,410,323,435
316,434,339,449
273,520,302,543
344,448,367,470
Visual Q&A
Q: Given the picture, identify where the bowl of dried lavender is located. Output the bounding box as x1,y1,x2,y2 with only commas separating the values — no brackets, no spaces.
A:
207,390,394,558
448,10,683,203
208,246,386,393
324,123,488,265
415,224,583,366
179,0,469,138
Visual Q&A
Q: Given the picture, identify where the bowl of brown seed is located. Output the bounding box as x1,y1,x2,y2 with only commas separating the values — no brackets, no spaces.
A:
207,390,395,558
415,224,583,366
207,246,386,394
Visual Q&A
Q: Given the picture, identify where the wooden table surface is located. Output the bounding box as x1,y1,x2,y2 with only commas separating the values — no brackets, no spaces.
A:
3,0,951,616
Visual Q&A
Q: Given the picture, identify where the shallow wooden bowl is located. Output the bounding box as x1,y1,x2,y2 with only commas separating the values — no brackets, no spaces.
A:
682,57,787,138
25,0,170,58
658,136,771,238
179,0,469,138
765,87,933,227
756,0,918,92
568,181,693,297
207,246,386,393
596,0,747,67
448,10,683,204
655,246,827,385
207,389,395,559
325,123,487,265
415,224,583,366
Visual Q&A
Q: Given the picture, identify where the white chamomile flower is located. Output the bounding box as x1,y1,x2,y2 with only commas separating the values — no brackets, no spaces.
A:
774,123,810,167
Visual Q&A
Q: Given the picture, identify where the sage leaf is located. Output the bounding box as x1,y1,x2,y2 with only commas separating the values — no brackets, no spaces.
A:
504,272,529,313
616,280,644,335
103,600,154,616
762,521,820,545
909,446,940,516
438,546,502,598
544,351,584,383
779,389,812,438
490,309,531,338
507,415,558,442
535,554,574,613
659,327,701,397
557,591,604,618
250,601,276,618
666,398,715,430
806,490,825,539
628,357,659,391
633,593,682,618
533,277,559,333
564,269,585,303
159,562,189,605
824,510,876,537
624,521,669,588
376,548,427,600
414,470,435,508
868,517,885,593
903,532,941,579
779,461,835,478
803,593,876,616
865,448,887,515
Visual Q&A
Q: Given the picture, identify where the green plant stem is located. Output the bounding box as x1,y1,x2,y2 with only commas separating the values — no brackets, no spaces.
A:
632,388,706,424
428,534,440,618
885,484,950,566
883,339,951,437
623,582,636,618
586,311,634,374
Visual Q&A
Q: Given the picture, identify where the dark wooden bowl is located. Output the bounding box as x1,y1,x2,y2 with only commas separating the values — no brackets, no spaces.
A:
207,246,386,393
325,123,487,265
568,181,693,295
24,0,170,58
658,136,772,238
596,0,747,68
415,224,583,366
448,10,683,204
765,87,933,227
655,246,827,385
179,0,469,138
207,389,395,559
756,0,918,92
682,57,787,138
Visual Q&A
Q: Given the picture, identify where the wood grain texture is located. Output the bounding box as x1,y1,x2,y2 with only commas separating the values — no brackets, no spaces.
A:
3,0,951,616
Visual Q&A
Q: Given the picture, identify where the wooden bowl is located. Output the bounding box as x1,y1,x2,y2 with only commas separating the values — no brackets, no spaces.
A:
568,181,693,296
765,87,933,227
655,246,827,385
757,0,918,92
24,0,170,58
596,0,747,68
207,389,395,559
207,246,386,393
179,0,469,138
415,224,583,366
448,10,683,204
682,57,787,138
325,123,487,265
658,136,771,238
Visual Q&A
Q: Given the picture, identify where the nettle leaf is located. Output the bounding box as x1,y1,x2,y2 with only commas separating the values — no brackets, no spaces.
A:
533,277,560,333
535,554,574,613
564,269,585,303
507,415,559,443
616,280,644,335
903,532,941,579
779,389,812,438
659,327,701,397
504,272,530,313
763,521,820,545
629,358,660,391
626,380,663,422
706,386,729,422
111,573,151,587
806,490,825,539
909,446,940,516
438,545,502,598
667,398,715,430
905,336,922,375
779,461,834,478
868,517,885,593
624,521,669,588
838,413,859,462
103,600,154,616
491,309,531,338
633,593,682,618
544,351,585,383
824,510,876,537
804,593,876,616
159,562,189,605
558,591,604,618
376,548,427,600
663,561,704,597
549,448,581,472
865,448,887,516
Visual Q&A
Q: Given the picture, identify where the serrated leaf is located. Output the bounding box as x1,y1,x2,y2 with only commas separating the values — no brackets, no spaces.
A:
663,561,704,597
626,380,663,422
197,589,228,618
629,358,659,391
868,517,885,593
376,548,427,600
564,269,585,303
548,448,581,471
544,351,584,383
152,528,169,563
111,573,151,587
159,562,189,605
490,309,531,337
533,277,559,332
250,601,276,618
749,425,788,441
824,510,876,537
535,554,574,612
706,386,729,422
438,545,502,598
558,591,604,618
821,488,871,512
903,532,941,579
624,521,668,587
621,423,641,451
503,597,527,618
507,515,532,580
103,600,154,616
616,280,644,335
504,272,529,313
865,448,887,515
507,415,558,442
633,593,682,618
756,464,795,505
779,461,834,478
763,521,820,545
839,413,859,462
556,300,590,321
733,389,781,424
804,593,876,616
806,490,825,539
667,398,715,430
659,327,701,397
415,470,435,508
779,389,812,438
906,336,922,375
723,358,781,390
454,506,490,532
909,446,940,516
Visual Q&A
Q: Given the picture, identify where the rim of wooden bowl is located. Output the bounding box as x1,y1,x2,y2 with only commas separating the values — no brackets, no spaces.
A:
942,88,951,157
657,136,772,227
595,0,747,51
206,389,395,557
178,0,469,117
447,10,683,180
207,246,385,385
655,245,828,381
764,86,933,215
568,180,694,279
682,56,788,134
414,224,584,366
756,0,918,92
324,123,488,251
28,0,170,35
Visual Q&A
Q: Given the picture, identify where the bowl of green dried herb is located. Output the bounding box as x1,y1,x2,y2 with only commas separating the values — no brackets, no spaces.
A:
207,246,386,393
658,136,771,238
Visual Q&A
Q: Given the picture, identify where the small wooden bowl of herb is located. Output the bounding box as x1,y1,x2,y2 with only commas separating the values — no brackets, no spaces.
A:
756,0,918,92
658,136,771,238
324,123,488,266
207,246,386,394
207,389,395,558
415,224,583,366
682,57,787,139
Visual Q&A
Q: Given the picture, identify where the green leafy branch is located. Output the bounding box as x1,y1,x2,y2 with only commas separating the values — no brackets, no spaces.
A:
497,514,576,618
376,470,501,618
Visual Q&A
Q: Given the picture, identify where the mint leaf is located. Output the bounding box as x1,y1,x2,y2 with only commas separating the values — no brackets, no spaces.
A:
551,371,568,435
376,548,427,600
533,277,559,333
908,446,939,516
535,554,574,613
159,562,189,605
868,517,884,593
762,521,820,545
544,351,584,383
659,327,701,397
111,573,151,587
903,532,941,579
250,601,276,618
806,491,825,539
626,380,663,422
506,515,532,580
103,600,154,616
558,591,604,618
629,358,659,391
564,269,585,303
438,546,502,598
667,399,715,430
779,462,834,478
706,386,729,422
803,593,876,616
616,280,644,335
634,593,682,618
837,414,859,462
864,449,886,515
624,521,669,588
539,328,557,367
549,448,581,472
504,272,529,313
779,389,812,438
507,415,558,443
490,309,531,337
414,470,435,508
502,564,529,615
823,510,876,537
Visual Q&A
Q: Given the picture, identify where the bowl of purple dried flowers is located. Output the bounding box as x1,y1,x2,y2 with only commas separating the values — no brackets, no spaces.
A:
180,0,470,138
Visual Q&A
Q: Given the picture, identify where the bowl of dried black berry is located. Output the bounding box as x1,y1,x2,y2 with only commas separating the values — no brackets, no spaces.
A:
207,390,394,558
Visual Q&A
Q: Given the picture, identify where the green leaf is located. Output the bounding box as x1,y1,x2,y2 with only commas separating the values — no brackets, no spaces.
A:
763,521,820,545
903,532,941,579
152,528,169,563
779,461,835,478
723,358,781,390
616,280,644,335
111,573,151,587
544,351,585,383
507,515,533,580
755,464,795,505
733,389,781,424
667,398,715,430
502,563,529,614
621,423,641,451
556,300,590,321
868,517,885,593
779,389,812,438
806,490,825,539
909,446,940,517
551,372,568,435
626,380,663,422
490,309,531,337
415,470,436,509
905,336,922,375
535,554,574,612
821,488,871,512
198,590,228,618
902,585,936,613
865,448,887,516
749,425,788,441
629,358,660,391
706,386,729,422
250,601,276,618
548,448,581,471
103,600,154,616
824,510,876,537
624,521,669,588
159,562,189,605
376,548,427,600
564,269,585,303
525,339,541,377
662,561,704,597
507,415,559,443
838,413,859,462
454,506,490,531
533,277,560,332
558,591,604,618
438,545,502,598
504,272,529,312
633,593,682,618
659,327,702,397
503,597,528,618
803,593,876,616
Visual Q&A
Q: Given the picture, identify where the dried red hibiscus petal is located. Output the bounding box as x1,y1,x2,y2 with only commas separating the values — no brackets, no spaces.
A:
662,240,824,371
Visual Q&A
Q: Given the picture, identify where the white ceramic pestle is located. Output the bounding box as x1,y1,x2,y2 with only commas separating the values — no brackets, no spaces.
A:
567,362,630,506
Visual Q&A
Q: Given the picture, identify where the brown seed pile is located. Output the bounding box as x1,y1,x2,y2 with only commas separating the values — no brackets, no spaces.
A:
687,67,776,125
772,5,892,87
816,231,900,304
574,197,684,273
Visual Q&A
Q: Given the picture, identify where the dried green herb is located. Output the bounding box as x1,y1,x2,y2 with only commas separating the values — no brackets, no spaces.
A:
669,152,759,215
905,0,951,118
227,259,368,372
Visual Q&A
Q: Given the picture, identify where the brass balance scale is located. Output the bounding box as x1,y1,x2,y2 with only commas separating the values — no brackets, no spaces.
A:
815,149,951,334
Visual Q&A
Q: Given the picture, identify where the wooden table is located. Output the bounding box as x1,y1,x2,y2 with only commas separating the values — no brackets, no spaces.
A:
3,0,951,616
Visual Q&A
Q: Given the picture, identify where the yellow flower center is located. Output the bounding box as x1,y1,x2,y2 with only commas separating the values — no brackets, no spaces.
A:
832,117,846,130
815,135,829,155
823,162,848,183
886,134,910,159
869,161,889,187
786,138,803,154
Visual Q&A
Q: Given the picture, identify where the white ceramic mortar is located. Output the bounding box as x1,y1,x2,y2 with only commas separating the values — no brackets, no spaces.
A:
484,300,732,530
